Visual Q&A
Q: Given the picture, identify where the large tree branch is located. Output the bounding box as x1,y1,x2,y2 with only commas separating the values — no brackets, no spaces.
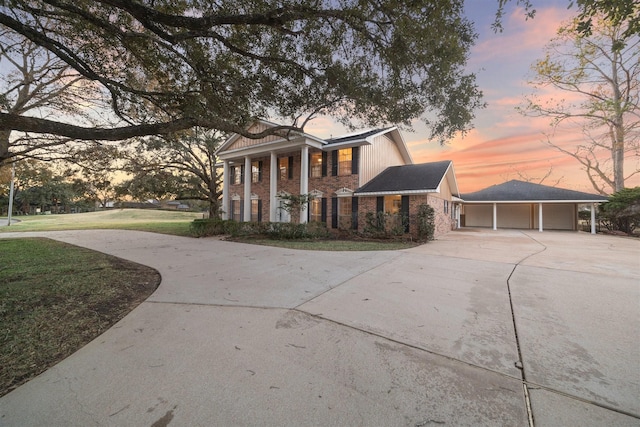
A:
0,112,304,150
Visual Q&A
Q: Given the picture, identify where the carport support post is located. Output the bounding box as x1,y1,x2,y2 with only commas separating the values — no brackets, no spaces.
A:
539,203,543,232
492,203,497,230
591,203,596,234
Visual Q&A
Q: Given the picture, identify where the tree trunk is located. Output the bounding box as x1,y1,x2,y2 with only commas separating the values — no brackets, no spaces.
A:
613,126,625,193
0,130,10,163
611,50,625,193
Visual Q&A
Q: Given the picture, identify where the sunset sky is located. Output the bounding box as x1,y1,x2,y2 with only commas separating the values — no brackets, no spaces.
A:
304,1,639,195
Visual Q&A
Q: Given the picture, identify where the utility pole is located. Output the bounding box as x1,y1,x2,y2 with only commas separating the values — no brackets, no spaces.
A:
7,162,15,226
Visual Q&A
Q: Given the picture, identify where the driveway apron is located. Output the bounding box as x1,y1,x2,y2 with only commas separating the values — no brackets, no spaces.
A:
0,229,637,426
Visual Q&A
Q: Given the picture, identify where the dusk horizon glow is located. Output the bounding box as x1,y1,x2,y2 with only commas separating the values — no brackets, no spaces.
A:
306,2,639,196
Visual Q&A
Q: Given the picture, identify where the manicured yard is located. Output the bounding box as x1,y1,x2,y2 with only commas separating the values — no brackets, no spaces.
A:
0,238,160,397
1,209,204,236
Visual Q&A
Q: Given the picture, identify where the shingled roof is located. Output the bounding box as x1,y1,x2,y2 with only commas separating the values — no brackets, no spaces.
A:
355,161,454,195
462,180,608,202
325,127,393,145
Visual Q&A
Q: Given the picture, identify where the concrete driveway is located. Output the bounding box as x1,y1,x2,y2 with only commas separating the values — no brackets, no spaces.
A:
0,229,638,426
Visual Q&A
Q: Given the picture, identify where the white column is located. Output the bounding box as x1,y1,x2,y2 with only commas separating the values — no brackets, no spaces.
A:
456,205,461,229
243,156,251,222
538,203,543,232
591,203,596,234
492,203,497,230
270,152,278,222
299,146,309,224
222,160,230,220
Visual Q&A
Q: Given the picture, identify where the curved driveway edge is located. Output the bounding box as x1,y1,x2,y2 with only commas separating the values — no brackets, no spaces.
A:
0,229,638,426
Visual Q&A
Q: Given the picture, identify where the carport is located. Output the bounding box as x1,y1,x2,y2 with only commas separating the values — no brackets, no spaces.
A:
461,180,608,234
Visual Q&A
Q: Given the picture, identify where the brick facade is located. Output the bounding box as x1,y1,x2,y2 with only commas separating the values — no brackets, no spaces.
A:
219,124,459,239
357,194,457,239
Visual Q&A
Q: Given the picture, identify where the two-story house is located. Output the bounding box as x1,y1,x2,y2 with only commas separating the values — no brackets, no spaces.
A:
216,120,460,238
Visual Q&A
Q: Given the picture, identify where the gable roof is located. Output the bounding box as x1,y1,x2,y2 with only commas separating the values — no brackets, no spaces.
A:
462,180,608,203
216,119,325,156
355,161,455,196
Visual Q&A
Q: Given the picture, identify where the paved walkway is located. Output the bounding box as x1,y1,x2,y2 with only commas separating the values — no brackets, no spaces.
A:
0,229,638,426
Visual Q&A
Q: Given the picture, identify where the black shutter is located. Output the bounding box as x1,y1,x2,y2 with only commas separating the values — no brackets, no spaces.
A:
331,197,338,228
331,150,338,176
351,197,359,230
321,197,327,223
240,199,244,222
351,146,359,175
376,196,384,213
230,200,235,220
308,153,312,177
401,195,410,233
240,165,245,184
321,152,328,177
288,156,294,179
258,161,263,182
257,200,262,222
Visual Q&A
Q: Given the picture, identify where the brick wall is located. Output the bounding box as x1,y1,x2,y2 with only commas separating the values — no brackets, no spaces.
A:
357,194,455,239
228,148,362,224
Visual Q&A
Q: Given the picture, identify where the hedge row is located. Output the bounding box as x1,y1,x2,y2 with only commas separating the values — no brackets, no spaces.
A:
190,219,330,239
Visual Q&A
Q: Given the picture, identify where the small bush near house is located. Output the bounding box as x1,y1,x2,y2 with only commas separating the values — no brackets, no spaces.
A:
416,203,435,241
363,211,387,237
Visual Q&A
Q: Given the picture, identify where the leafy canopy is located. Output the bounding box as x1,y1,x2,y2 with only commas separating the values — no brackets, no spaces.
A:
0,0,483,148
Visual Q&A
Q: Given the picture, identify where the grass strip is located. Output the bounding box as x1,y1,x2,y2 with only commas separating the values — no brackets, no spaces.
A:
0,238,160,397
229,237,420,251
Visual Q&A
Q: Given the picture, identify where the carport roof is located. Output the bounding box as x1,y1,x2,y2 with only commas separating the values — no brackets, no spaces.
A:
462,180,609,203
355,161,456,195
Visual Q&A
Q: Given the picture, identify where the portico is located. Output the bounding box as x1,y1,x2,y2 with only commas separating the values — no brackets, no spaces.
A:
217,124,324,223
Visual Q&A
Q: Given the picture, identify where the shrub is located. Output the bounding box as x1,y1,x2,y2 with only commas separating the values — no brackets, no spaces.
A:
190,218,329,239
363,211,387,237
416,203,435,241
599,187,640,234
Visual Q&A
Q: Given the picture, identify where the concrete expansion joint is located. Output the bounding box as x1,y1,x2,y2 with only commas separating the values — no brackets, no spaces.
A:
293,308,524,383
144,300,291,311
521,380,640,421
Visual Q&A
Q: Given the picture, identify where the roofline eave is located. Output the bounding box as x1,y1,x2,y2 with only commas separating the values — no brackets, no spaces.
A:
354,189,438,196
217,138,324,160
462,199,608,204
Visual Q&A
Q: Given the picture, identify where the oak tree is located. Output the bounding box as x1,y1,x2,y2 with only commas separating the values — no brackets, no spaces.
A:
121,128,222,217
0,0,483,162
0,25,107,163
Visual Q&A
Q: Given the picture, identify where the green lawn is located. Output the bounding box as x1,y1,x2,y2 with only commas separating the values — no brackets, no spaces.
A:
0,238,160,397
1,209,204,236
230,237,419,251
1,209,421,250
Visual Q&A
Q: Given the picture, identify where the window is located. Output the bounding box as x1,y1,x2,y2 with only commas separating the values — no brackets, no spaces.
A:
444,200,449,214
310,198,322,222
231,165,243,185
338,197,352,229
251,161,262,183
384,195,402,215
310,152,322,178
278,157,291,180
231,199,242,221
251,199,261,222
338,148,352,175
